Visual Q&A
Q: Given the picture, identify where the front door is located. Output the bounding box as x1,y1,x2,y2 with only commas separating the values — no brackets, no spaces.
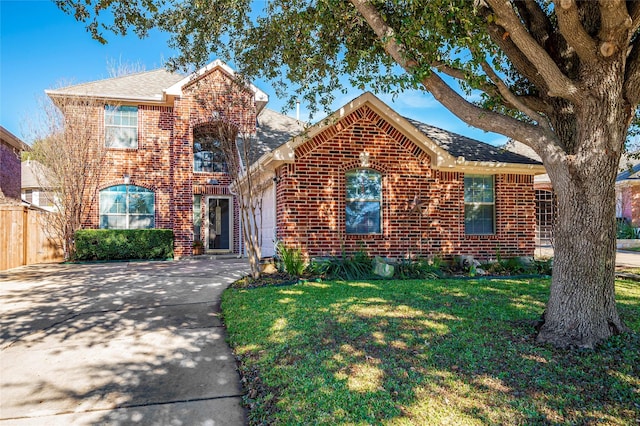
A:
205,197,232,252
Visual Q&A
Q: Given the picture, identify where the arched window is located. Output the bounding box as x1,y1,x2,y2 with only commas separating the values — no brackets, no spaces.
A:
99,185,155,229
346,169,382,234
194,136,227,173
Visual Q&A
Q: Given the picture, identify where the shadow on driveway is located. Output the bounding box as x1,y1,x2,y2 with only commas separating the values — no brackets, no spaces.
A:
0,258,249,425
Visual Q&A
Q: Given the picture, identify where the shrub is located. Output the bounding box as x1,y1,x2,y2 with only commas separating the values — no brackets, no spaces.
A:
310,250,373,280
74,229,173,261
393,258,443,279
617,219,638,239
276,243,306,277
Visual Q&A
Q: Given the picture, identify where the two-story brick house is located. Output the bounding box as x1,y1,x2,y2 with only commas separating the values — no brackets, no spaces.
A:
47,60,544,260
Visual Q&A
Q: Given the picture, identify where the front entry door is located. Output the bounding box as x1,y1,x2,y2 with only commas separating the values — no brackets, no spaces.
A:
206,197,232,252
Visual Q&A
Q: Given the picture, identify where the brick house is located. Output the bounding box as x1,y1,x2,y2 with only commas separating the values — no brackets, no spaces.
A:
1,126,29,204
254,92,544,260
47,61,544,260
616,163,640,227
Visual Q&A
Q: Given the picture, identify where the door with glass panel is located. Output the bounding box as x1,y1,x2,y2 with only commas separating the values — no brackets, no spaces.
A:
205,197,232,252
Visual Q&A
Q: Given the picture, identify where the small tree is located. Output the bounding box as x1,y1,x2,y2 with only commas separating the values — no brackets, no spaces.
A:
28,95,108,259
194,75,269,279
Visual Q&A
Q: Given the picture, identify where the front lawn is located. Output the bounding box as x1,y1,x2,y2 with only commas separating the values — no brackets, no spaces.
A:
221,278,640,425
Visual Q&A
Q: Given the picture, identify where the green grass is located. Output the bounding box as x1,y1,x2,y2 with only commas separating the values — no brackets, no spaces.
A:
221,278,640,425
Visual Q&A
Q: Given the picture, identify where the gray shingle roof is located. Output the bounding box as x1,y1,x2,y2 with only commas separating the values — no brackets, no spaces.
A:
617,163,640,181
22,161,51,189
249,108,305,164
46,69,184,102
406,118,541,165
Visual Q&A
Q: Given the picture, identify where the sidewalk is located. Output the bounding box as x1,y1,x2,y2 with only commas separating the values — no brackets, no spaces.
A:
535,246,640,268
0,258,249,425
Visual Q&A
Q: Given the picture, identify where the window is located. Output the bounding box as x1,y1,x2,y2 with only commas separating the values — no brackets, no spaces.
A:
194,137,227,173
193,195,202,241
464,174,494,235
346,169,382,234
105,105,138,148
99,185,155,229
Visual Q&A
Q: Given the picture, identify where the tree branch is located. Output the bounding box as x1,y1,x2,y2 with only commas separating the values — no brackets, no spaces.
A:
432,61,500,98
349,0,557,154
631,1,640,33
554,0,598,62
598,0,633,57
514,0,552,46
625,40,640,104
478,57,552,130
486,0,580,100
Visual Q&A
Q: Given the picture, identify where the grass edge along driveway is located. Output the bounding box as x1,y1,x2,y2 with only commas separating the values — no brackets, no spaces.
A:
221,278,640,425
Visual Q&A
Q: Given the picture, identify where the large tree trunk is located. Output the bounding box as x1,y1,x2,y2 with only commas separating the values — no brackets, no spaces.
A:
536,83,631,348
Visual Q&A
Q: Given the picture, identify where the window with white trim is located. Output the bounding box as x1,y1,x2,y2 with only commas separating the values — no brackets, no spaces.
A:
346,169,382,234
105,105,138,149
464,174,495,235
99,185,154,229
194,137,227,173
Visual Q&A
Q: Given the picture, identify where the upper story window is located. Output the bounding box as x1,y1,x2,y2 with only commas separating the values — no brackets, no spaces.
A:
105,105,138,149
99,184,154,229
464,174,495,235
194,137,227,173
346,169,382,234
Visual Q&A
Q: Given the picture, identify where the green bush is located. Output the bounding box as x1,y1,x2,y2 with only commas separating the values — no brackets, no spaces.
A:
309,250,373,280
617,220,638,239
393,258,443,279
276,243,306,277
74,229,173,261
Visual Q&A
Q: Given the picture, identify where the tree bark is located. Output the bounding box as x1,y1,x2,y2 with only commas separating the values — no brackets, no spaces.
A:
536,64,631,348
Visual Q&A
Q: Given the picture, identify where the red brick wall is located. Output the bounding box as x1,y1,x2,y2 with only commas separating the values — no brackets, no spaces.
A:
79,67,257,258
0,142,22,200
275,105,536,260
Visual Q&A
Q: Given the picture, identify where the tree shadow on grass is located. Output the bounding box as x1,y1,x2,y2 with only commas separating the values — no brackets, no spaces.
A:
0,259,248,424
224,278,640,425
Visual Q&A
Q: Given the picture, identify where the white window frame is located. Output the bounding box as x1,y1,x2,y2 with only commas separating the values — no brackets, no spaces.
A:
464,174,495,235
105,105,138,149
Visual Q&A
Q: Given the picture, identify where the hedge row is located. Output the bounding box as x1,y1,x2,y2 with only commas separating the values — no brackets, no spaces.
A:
74,229,173,261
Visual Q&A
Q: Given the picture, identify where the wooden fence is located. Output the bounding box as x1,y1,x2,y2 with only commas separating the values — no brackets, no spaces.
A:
0,205,63,270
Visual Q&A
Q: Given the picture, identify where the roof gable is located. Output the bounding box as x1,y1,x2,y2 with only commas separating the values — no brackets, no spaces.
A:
258,92,544,175
165,59,268,110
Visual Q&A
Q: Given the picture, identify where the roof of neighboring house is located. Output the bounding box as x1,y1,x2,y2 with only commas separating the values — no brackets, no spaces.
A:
1,126,29,152
22,160,52,189
406,119,540,165
45,69,184,102
617,163,640,181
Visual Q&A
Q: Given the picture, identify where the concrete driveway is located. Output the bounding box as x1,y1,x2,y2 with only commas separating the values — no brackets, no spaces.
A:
0,258,249,425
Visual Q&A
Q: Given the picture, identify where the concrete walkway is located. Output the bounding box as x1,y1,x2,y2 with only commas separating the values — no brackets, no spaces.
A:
534,246,640,268
0,258,249,425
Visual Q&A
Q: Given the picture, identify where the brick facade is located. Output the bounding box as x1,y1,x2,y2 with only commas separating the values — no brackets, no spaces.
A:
77,67,256,258
54,64,540,261
0,142,22,200
275,105,536,260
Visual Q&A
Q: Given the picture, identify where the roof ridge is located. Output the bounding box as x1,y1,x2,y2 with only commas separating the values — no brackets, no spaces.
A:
48,68,180,92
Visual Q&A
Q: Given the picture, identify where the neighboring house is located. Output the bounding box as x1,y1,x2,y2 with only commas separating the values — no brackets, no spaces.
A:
505,140,640,240
47,60,544,260
0,126,29,203
616,162,640,226
22,160,56,211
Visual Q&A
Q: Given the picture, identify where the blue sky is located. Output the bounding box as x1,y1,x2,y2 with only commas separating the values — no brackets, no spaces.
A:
0,0,507,146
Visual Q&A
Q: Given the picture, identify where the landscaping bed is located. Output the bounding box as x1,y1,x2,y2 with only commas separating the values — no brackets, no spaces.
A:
222,278,640,425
